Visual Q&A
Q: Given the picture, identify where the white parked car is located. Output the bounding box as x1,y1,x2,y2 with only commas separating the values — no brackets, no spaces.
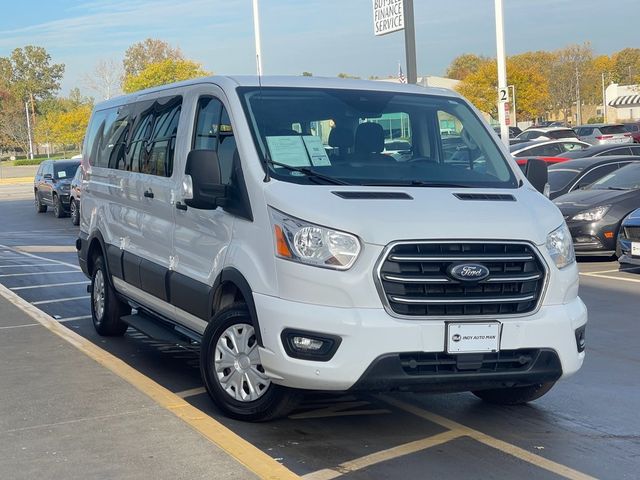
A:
575,124,634,145
77,76,586,421
515,127,578,142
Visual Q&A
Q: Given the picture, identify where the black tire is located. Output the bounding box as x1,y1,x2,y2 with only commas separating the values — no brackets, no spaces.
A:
35,191,47,213
70,198,80,226
53,194,64,218
473,381,556,405
90,255,130,336
200,303,301,421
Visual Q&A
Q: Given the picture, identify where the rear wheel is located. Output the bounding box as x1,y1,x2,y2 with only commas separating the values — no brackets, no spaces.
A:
53,194,64,218
200,303,300,421
90,255,130,336
70,198,80,225
35,191,47,213
473,382,556,405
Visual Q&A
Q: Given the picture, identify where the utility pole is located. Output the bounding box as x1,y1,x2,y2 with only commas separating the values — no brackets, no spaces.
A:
601,72,607,123
576,66,582,126
494,0,509,145
252,0,263,76
509,84,517,127
403,0,417,84
25,101,34,160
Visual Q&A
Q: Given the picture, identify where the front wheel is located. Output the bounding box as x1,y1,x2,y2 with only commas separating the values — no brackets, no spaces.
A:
473,382,556,405
90,256,130,336
70,198,80,225
200,304,300,421
53,194,64,218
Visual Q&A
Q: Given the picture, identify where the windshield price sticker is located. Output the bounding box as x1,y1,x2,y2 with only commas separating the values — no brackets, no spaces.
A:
303,136,331,166
447,323,501,353
266,136,311,168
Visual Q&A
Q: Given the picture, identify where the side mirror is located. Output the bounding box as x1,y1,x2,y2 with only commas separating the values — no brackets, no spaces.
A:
184,149,226,210
522,158,548,195
44,173,53,179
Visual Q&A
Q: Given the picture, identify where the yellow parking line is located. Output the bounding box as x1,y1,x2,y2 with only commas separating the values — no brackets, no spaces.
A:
0,284,300,480
378,395,597,480
302,430,464,480
0,177,33,185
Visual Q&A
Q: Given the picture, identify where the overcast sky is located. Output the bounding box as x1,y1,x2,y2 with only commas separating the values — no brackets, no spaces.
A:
0,0,638,95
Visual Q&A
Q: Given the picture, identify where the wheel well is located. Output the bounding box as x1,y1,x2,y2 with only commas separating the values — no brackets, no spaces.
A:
86,238,104,276
213,282,247,314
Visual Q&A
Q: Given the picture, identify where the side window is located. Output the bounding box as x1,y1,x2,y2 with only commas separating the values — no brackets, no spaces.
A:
128,104,154,173
575,164,618,189
527,143,562,156
597,147,631,157
364,112,412,153
561,142,586,152
145,97,181,177
192,97,235,185
105,108,131,170
630,146,640,155
87,108,118,168
193,97,222,150
45,162,53,177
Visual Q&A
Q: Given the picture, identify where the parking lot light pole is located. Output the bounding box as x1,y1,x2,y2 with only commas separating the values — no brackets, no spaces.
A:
508,84,516,127
25,101,34,160
494,0,509,146
601,72,608,122
403,0,417,84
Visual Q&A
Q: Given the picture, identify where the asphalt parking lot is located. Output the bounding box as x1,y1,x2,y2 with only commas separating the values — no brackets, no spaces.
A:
1,186,639,480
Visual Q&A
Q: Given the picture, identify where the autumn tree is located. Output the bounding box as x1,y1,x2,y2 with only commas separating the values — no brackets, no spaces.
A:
547,43,595,121
445,54,491,81
613,48,640,85
122,59,208,94
123,38,184,77
456,59,549,121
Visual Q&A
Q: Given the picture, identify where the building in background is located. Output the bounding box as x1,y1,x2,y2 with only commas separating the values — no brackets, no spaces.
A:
605,84,640,123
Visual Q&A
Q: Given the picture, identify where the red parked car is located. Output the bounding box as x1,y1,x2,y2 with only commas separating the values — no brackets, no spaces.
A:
623,123,640,143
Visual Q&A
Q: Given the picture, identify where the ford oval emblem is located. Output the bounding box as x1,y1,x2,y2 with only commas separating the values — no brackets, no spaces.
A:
449,263,490,282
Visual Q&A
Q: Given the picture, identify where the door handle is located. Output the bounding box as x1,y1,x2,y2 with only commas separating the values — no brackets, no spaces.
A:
144,190,154,199
176,202,187,211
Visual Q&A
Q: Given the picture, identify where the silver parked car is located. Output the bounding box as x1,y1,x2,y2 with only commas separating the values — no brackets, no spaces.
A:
575,124,633,146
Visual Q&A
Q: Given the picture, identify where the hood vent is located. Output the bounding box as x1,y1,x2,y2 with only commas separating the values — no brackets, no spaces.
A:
333,191,413,200
454,193,516,202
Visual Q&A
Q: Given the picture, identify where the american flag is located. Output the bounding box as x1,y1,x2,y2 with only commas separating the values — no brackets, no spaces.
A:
398,63,406,84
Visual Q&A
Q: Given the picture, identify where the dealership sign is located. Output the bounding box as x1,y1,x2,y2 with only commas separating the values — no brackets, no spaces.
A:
372,0,404,36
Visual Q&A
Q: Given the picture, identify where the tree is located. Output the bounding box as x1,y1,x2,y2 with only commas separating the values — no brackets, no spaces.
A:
84,58,123,100
337,73,360,79
456,59,549,121
122,59,208,94
612,48,640,85
123,38,183,77
445,54,491,81
301,71,313,76
547,43,595,121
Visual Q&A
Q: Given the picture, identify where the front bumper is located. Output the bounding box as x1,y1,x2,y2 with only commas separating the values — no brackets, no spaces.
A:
566,220,616,255
618,237,640,266
255,293,587,391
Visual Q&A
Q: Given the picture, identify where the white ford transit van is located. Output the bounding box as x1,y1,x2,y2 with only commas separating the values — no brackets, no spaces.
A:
77,76,586,421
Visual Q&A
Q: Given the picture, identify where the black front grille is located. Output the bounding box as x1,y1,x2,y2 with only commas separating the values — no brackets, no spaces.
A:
400,349,539,376
379,242,546,317
624,226,640,241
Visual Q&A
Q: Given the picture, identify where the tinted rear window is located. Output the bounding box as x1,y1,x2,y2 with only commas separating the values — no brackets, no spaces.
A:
549,130,576,139
600,125,627,135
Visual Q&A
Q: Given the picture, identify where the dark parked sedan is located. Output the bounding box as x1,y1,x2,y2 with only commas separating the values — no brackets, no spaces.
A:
547,156,640,199
617,208,640,266
561,143,640,159
69,165,82,225
554,162,640,256
34,159,81,218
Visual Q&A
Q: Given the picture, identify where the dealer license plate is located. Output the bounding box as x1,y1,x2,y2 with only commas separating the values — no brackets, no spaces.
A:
632,242,640,257
447,323,501,354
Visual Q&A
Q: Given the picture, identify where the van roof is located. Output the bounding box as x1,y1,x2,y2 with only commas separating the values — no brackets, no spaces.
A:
95,75,460,110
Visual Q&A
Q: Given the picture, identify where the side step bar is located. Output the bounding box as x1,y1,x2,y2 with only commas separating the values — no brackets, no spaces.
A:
121,311,202,346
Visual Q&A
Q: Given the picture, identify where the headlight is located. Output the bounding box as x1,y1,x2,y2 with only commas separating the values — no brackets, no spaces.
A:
546,223,575,269
269,207,361,270
571,205,610,222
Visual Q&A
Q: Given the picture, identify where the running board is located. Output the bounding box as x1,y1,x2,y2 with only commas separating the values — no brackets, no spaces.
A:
121,312,201,346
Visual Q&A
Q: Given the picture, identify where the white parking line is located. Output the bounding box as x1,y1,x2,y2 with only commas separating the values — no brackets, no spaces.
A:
0,270,81,278
0,264,61,268
58,315,92,322
175,387,207,398
580,272,640,284
0,323,40,330
11,281,89,291
32,295,90,305
0,243,81,270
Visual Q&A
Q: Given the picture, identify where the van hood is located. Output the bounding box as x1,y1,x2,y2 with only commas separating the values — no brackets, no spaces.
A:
263,183,563,246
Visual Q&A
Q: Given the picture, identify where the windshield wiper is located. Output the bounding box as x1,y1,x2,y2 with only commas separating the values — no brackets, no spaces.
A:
266,160,351,185
606,186,629,191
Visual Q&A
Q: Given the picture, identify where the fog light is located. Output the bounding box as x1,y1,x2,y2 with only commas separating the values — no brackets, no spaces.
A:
281,329,341,361
575,325,586,353
292,336,324,352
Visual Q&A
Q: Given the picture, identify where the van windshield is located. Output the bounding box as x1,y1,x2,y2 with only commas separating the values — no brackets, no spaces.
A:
238,87,517,188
